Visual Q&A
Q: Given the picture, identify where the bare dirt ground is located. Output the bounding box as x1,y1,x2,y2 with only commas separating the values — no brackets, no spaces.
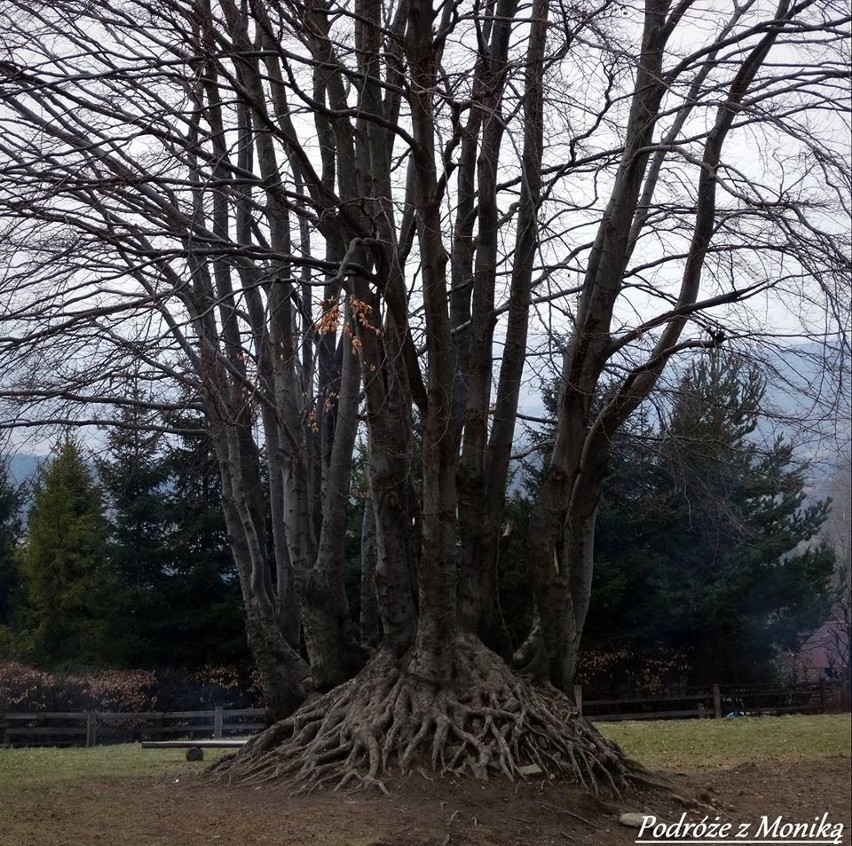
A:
2,756,849,846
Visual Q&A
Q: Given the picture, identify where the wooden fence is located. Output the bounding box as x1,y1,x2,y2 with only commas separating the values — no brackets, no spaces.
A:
576,673,850,721
1,674,848,747
0,706,267,748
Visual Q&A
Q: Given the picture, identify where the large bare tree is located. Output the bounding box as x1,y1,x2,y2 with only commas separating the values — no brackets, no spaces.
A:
0,0,848,787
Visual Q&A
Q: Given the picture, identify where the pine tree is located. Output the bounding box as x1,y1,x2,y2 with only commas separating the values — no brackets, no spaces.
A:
582,406,673,656
18,437,111,666
157,417,248,667
98,408,250,669
584,354,835,683
0,451,24,653
97,416,171,666
660,356,833,681
98,419,169,589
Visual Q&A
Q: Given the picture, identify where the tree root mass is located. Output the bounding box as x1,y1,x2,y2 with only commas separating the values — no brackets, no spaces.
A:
213,635,642,795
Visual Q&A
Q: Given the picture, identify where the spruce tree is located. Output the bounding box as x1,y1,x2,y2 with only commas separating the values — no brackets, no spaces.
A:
585,355,834,683
0,451,24,652
98,408,249,669
157,417,248,667
18,437,111,666
658,356,833,681
97,417,171,666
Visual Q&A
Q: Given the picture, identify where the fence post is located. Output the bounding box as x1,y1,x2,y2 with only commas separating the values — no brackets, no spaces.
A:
819,678,828,713
85,711,96,747
712,684,721,719
842,667,851,712
0,713,7,746
573,685,583,716
213,706,224,738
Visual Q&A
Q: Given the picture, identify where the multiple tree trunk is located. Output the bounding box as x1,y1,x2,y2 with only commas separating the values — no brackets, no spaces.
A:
0,0,848,771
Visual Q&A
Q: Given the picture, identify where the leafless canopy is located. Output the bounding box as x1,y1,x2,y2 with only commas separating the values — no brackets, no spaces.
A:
0,0,849,785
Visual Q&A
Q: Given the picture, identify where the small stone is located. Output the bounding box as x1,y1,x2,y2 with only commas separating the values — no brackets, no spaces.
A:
518,764,544,776
186,746,204,762
619,813,649,828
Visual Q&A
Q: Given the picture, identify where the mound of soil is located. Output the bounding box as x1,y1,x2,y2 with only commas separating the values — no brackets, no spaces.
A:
2,756,849,845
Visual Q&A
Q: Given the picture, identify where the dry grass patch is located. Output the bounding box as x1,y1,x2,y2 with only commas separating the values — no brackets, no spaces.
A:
599,713,851,771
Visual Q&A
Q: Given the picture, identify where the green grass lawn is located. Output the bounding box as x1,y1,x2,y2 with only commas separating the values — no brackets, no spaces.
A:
0,742,233,792
599,713,852,771
0,713,848,791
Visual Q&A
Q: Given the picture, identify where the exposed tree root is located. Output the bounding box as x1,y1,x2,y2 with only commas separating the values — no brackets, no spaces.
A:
210,633,644,795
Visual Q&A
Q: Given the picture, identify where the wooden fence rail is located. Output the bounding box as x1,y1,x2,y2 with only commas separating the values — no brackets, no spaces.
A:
0,706,267,748
575,674,850,721
1,674,848,747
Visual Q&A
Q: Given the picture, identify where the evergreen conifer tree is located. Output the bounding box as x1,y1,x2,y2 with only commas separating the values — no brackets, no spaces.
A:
157,416,248,667
585,355,834,683
18,437,111,666
97,416,171,666
97,408,249,668
0,450,23,653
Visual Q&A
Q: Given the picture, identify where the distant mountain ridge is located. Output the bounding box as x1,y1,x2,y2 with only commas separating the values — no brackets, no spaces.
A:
8,453,40,488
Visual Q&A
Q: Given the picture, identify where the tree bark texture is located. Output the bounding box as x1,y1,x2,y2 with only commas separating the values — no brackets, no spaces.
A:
0,0,846,738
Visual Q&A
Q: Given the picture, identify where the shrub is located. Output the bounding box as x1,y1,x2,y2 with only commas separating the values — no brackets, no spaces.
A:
576,649,692,697
83,669,157,712
0,663,156,712
0,661,57,711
